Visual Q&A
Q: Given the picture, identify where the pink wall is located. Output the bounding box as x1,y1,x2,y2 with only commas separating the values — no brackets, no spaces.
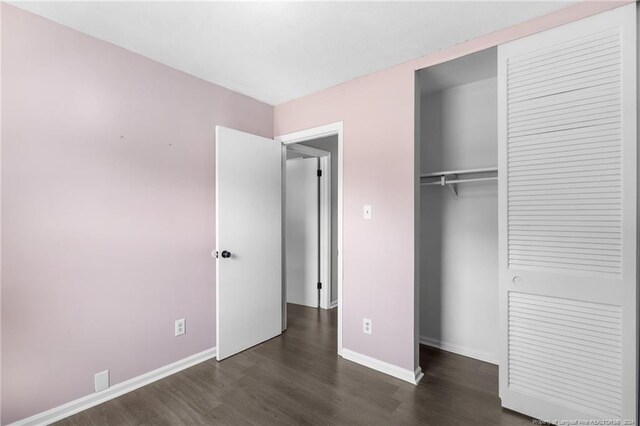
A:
276,64,418,371
0,4,272,424
274,0,631,373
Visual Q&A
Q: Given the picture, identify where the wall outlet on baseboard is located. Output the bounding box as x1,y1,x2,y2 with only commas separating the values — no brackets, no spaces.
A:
175,318,186,336
363,318,372,335
94,370,109,392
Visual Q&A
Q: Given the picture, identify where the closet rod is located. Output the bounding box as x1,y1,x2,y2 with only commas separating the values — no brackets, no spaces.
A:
420,167,497,179
420,168,498,198
420,176,498,186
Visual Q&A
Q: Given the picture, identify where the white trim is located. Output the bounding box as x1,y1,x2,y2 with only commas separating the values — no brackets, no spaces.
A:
342,348,423,385
277,122,343,144
286,143,328,159
329,300,338,309
419,336,498,365
318,154,332,310
276,121,344,356
414,367,424,384
9,348,217,426
281,144,288,331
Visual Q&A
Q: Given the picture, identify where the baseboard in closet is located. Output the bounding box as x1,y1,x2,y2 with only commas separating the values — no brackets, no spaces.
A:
9,347,217,426
419,336,498,365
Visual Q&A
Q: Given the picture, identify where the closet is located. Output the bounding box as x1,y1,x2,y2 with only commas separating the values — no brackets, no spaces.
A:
416,3,638,423
418,47,499,364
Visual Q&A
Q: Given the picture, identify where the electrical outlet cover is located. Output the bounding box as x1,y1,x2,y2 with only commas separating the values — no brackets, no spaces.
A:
363,318,372,335
94,370,109,392
175,318,186,336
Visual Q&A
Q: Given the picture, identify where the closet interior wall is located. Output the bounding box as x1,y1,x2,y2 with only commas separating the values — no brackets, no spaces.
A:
418,48,499,363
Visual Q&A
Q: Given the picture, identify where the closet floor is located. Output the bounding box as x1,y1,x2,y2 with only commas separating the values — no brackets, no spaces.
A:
55,304,532,425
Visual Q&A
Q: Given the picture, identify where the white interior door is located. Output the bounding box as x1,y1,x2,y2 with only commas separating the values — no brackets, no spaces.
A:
498,4,637,422
216,126,282,361
286,157,319,308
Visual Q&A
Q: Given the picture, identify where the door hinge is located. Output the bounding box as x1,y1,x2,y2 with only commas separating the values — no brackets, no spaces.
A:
317,282,322,290
317,169,322,177
215,251,219,259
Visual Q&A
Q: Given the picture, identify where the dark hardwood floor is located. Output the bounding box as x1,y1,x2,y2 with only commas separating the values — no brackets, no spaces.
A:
56,304,532,425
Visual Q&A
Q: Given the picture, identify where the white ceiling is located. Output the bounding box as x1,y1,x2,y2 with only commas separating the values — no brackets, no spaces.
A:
11,1,571,105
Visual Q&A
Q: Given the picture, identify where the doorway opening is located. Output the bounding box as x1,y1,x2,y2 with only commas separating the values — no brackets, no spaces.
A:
277,122,344,355
285,143,333,310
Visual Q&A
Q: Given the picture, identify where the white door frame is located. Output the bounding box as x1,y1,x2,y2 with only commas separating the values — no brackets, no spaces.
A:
276,121,344,356
286,144,332,310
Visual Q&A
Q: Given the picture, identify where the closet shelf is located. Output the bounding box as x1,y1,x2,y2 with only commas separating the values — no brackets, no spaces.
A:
420,167,498,198
420,167,497,178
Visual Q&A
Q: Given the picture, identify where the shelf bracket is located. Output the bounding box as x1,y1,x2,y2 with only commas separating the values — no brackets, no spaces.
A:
447,182,458,199
440,175,458,199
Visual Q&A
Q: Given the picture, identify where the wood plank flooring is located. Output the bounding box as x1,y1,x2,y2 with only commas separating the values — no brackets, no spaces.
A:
56,304,532,425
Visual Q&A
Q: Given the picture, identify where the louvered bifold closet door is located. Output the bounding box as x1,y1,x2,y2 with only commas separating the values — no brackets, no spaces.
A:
497,4,637,423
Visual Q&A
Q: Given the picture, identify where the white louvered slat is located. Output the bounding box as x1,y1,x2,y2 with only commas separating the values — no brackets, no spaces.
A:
508,84,619,114
508,64,620,99
508,124,621,145
509,247,620,258
508,292,622,418
509,341,620,373
508,97,620,124
507,193,621,202
508,108,620,133
511,144,620,160
508,51,621,86
506,30,618,67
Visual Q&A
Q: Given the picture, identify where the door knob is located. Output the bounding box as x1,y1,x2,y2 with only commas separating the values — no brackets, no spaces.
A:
221,250,232,259
512,276,523,286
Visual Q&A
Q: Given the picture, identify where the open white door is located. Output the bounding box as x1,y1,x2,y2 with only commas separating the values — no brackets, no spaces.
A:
216,126,282,360
285,157,320,308
498,4,637,422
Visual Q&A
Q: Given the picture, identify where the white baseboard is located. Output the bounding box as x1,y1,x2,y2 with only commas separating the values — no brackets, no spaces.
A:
419,336,498,365
341,348,423,385
288,300,337,310
9,347,217,426
414,366,424,384
287,300,320,309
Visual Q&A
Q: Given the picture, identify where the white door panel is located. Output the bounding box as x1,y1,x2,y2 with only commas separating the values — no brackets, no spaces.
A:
215,126,282,361
498,4,636,422
286,158,319,308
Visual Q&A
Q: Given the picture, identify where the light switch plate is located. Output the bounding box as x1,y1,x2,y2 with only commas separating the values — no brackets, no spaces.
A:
363,205,372,219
